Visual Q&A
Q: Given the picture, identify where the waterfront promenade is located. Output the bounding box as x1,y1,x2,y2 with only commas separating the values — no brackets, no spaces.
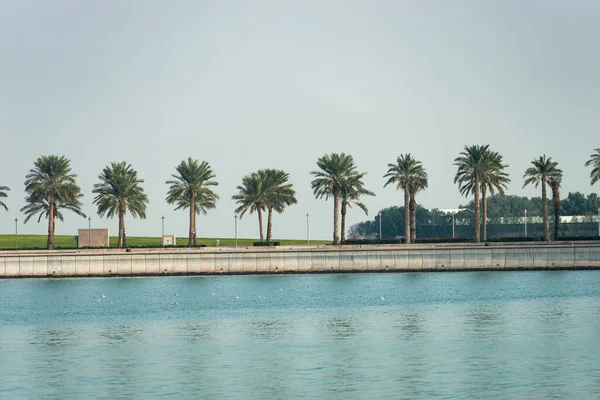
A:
1,242,600,278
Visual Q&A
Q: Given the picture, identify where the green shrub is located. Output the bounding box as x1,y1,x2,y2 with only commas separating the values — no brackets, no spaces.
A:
557,236,600,241
341,238,403,245
252,241,281,246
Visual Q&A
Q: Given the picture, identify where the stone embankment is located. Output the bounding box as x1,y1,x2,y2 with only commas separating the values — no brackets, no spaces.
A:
1,242,600,278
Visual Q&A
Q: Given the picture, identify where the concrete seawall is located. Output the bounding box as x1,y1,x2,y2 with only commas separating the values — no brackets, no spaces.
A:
1,244,600,278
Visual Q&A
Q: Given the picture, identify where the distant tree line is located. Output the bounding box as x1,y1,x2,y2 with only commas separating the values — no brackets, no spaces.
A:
348,192,600,240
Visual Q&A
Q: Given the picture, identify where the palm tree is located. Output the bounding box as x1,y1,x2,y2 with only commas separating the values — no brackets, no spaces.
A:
384,154,424,244
523,155,563,242
311,153,358,245
340,173,375,242
0,186,9,211
166,158,219,247
263,169,297,242
21,195,86,224
480,150,510,241
21,155,85,249
549,177,561,241
585,148,600,185
232,171,269,242
454,145,489,243
93,162,148,248
408,168,428,242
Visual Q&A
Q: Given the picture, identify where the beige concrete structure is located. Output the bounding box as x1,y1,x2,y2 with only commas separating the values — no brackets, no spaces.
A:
2,243,600,278
162,235,176,246
77,229,109,248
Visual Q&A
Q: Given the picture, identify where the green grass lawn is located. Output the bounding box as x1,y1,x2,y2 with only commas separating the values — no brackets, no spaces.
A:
0,234,329,250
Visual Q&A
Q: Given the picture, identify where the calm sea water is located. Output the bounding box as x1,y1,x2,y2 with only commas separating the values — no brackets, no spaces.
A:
1,271,600,399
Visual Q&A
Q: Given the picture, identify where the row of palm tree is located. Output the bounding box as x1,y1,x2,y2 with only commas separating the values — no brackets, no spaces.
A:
2,148,600,249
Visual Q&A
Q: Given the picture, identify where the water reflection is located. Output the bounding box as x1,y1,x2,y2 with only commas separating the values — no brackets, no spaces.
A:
178,323,212,342
246,319,290,340
325,317,358,340
30,326,80,349
100,324,143,342
395,313,424,339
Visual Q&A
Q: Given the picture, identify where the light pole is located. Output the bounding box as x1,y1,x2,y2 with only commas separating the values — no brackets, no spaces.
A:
378,211,382,239
88,216,91,247
234,214,238,247
161,215,165,237
14,218,18,249
597,208,599,237
452,212,455,239
524,209,527,237
306,213,310,245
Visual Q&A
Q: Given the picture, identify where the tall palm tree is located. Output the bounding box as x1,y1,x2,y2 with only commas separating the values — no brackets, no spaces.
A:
340,173,375,242
263,169,297,242
0,186,9,211
93,162,148,248
585,148,600,185
166,158,219,247
480,150,510,241
232,171,269,242
311,153,358,245
549,177,561,241
454,145,489,243
383,154,424,244
21,155,85,249
523,155,563,242
409,168,428,242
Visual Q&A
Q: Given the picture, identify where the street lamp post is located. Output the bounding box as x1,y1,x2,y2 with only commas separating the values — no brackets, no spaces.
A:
15,218,18,249
306,213,310,245
524,209,527,237
379,211,382,240
452,212,455,239
234,214,238,247
88,216,91,247
161,215,165,237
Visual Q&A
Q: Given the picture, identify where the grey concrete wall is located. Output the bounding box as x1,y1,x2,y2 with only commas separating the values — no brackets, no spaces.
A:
2,245,600,278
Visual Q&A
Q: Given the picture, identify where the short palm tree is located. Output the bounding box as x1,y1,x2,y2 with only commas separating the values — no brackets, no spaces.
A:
263,169,297,242
523,155,563,241
549,177,561,240
166,158,219,247
311,153,359,245
21,155,85,249
454,145,490,243
93,162,148,248
384,154,425,244
585,148,600,185
0,186,9,211
340,173,374,242
479,150,510,241
233,171,270,242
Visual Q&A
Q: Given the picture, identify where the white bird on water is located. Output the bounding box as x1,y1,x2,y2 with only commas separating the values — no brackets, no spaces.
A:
381,296,385,300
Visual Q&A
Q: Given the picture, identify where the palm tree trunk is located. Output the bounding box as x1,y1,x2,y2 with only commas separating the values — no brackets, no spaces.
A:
257,208,264,242
474,177,481,243
410,190,417,242
542,181,549,241
552,182,561,241
333,188,340,245
482,185,488,242
341,200,347,243
404,189,410,244
188,194,196,247
266,208,273,242
118,209,126,248
47,199,55,250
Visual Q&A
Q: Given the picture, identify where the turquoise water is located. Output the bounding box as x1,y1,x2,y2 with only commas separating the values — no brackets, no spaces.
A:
1,271,600,399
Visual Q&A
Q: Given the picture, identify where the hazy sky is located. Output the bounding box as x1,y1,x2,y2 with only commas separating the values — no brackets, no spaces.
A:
1,0,599,240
